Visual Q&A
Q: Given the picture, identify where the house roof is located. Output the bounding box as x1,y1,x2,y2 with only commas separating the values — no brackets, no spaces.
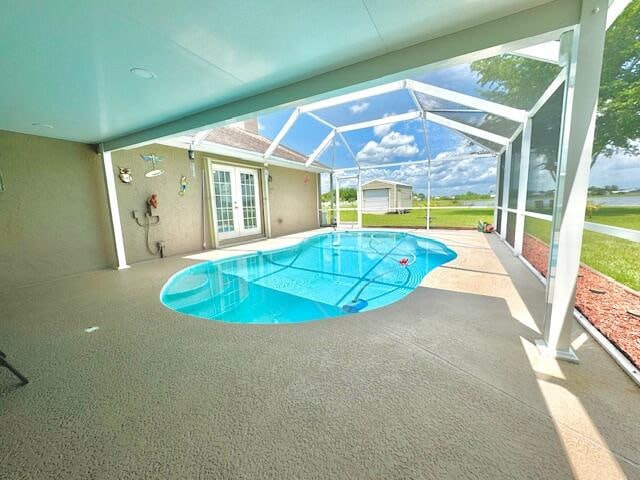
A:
205,126,309,164
362,179,412,189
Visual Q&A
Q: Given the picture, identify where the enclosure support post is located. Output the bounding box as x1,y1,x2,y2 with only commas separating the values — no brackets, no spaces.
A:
329,173,335,225
427,159,432,231
100,147,129,270
500,143,512,238
514,118,532,255
493,154,501,232
335,178,341,227
263,166,272,238
357,169,363,229
421,116,432,231
539,0,608,362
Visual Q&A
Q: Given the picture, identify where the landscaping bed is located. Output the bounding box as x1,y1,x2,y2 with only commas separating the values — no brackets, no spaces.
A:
522,233,640,369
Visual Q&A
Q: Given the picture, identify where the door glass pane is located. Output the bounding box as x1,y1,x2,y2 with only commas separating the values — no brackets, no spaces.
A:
212,170,235,233
240,172,258,229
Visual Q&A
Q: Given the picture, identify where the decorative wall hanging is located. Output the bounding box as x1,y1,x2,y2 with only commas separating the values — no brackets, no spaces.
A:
304,173,310,184
147,193,159,209
188,148,196,178
179,175,188,196
140,154,165,177
118,166,133,184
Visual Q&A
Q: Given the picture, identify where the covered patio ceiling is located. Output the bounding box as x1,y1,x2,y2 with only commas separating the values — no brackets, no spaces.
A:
0,1,586,148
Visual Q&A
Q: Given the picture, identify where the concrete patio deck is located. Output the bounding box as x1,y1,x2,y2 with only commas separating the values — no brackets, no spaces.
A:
1,229,638,479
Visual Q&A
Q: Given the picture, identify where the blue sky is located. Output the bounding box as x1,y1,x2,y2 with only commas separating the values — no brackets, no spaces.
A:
256,63,640,195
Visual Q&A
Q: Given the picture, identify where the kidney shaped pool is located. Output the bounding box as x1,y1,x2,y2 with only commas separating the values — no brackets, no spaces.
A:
161,231,456,324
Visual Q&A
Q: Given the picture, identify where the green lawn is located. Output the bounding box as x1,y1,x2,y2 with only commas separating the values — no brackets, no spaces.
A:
586,206,640,230
338,208,494,229
330,205,639,291
524,216,640,291
528,206,640,230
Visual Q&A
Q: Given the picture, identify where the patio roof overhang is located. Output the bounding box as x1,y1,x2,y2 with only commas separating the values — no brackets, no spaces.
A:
99,0,584,152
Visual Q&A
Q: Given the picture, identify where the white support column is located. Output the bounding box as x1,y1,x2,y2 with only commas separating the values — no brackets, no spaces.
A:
493,154,501,229
538,0,608,362
335,178,341,227
100,148,129,270
514,118,532,255
357,169,363,228
500,143,512,238
420,116,432,230
427,160,432,231
263,166,272,238
329,172,335,225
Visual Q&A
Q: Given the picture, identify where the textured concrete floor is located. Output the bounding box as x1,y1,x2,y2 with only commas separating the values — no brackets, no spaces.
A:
1,230,639,479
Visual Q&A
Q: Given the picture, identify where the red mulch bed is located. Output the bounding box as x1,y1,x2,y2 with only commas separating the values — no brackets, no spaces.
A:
522,234,640,369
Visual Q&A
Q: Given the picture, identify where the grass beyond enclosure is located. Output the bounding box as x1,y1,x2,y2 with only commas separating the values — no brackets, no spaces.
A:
338,208,494,229
585,206,640,230
333,204,639,290
525,216,640,291
530,205,640,230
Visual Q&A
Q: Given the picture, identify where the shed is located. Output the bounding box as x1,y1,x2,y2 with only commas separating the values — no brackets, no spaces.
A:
362,179,412,213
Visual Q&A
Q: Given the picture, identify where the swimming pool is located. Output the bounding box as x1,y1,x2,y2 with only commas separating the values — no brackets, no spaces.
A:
161,231,456,324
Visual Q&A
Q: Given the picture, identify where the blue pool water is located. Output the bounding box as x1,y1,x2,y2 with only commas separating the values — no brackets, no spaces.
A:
161,231,456,324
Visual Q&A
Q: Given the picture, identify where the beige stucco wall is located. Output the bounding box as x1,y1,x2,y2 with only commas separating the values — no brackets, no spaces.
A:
0,130,114,290
112,145,319,263
266,164,319,237
111,144,209,264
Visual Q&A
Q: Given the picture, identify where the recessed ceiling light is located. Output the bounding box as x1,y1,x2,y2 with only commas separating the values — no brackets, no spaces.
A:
130,67,157,79
32,122,53,128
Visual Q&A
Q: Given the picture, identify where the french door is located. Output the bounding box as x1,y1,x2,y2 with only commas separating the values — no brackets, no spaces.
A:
209,163,262,240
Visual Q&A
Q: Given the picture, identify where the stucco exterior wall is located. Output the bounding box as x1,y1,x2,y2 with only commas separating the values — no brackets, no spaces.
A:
266,165,319,237
112,145,319,264
111,144,208,264
0,130,114,290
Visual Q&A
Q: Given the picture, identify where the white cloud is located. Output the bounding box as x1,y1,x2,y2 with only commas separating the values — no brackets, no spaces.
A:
355,130,419,164
373,123,393,137
349,102,369,114
432,143,489,161
351,156,497,195
589,144,640,189
372,113,395,137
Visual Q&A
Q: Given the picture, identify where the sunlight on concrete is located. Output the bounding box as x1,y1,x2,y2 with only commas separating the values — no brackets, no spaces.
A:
419,231,541,333
520,337,627,480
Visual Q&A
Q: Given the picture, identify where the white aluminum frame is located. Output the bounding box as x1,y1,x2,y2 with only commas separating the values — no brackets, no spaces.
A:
513,118,532,255
100,148,129,270
267,77,527,170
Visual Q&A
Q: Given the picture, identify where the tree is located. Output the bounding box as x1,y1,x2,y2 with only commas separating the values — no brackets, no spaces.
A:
470,1,640,164
596,1,640,158
320,188,357,203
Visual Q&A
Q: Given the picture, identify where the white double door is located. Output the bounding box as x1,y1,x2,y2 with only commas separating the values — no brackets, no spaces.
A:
210,163,262,240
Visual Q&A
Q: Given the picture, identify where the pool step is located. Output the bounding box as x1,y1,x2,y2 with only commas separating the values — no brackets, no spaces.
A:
163,273,209,301
167,273,250,318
